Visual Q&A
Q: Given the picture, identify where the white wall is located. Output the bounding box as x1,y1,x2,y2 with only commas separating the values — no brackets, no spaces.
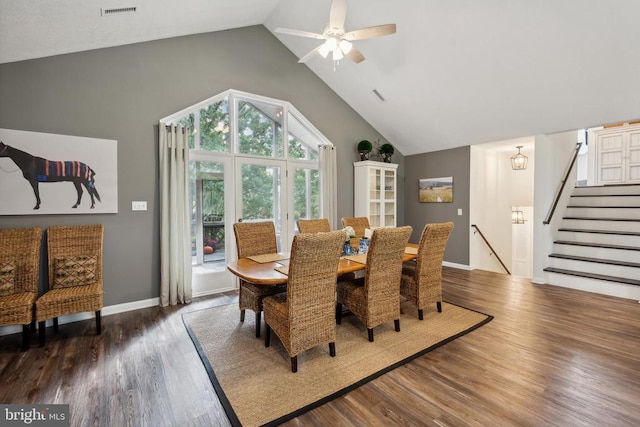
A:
532,131,579,283
470,138,535,275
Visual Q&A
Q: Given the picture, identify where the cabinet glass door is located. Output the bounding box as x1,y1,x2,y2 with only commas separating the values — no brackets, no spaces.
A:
369,168,381,227
382,170,396,226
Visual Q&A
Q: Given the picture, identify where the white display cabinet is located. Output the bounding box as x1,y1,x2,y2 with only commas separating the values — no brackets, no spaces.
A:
353,161,397,228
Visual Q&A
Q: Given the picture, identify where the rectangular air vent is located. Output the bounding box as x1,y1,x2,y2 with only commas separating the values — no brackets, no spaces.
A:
372,89,386,102
101,6,137,16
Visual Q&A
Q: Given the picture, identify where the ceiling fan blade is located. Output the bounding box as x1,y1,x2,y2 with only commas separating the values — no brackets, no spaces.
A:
344,24,397,41
329,0,347,31
346,46,365,64
275,27,326,40
298,46,321,63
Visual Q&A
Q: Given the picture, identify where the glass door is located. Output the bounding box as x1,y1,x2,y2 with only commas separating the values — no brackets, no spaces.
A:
235,158,288,251
189,155,235,293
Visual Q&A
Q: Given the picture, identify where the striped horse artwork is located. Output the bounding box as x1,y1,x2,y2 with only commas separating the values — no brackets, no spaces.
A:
0,141,101,210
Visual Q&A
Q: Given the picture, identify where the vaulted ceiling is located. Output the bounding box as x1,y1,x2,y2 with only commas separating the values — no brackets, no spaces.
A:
1,0,639,155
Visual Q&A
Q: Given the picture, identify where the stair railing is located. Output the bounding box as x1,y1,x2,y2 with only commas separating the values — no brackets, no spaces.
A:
543,142,582,225
471,224,511,274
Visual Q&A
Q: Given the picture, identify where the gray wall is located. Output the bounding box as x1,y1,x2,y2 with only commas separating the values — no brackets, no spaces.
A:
0,25,402,305
404,146,470,265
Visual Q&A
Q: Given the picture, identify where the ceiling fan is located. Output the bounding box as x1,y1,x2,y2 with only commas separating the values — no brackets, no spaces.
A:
274,0,396,64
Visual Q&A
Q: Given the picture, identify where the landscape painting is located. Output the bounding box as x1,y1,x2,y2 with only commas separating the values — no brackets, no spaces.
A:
419,176,453,203
0,128,118,215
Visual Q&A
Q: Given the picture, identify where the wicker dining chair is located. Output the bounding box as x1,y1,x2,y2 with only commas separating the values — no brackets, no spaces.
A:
341,216,370,247
297,218,331,234
0,226,42,350
264,230,345,373
336,226,412,342
35,224,104,346
401,222,455,319
233,221,287,338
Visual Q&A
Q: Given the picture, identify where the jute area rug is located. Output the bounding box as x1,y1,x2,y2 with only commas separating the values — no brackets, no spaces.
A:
183,301,492,427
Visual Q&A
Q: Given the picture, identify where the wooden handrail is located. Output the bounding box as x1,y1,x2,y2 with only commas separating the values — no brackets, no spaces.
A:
543,142,582,225
471,224,511,275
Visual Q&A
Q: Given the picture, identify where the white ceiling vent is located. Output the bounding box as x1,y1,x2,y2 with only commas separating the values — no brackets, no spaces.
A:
101,6,137,16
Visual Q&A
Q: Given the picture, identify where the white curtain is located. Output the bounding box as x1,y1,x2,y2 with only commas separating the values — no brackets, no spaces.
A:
319,144,337,229
159,124,192,306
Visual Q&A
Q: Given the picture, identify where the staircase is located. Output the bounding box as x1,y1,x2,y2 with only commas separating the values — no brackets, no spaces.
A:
544,184,640,300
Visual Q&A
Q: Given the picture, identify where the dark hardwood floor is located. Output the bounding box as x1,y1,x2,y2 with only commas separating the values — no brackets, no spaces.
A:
1,268,639,426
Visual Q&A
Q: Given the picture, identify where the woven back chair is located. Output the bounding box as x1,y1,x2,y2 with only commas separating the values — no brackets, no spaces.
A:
233,221,286,338
297,218,330,234
336,226,412,342
401,222,454,319
35,224,104,346
263,230,344,372
341,217,370,247
0,226,42,350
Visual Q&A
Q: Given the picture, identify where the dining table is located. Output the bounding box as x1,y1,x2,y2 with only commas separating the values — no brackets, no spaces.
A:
227,243,419,286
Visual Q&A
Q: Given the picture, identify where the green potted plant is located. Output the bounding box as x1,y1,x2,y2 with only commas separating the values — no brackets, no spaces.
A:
379,143,395,163
357,140,373,161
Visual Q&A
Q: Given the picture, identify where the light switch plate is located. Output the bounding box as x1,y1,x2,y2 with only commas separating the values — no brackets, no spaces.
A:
458,209,462,216
132,201,147,211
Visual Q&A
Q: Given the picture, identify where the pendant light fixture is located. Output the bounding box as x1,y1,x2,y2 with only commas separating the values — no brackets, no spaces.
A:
510,145,528,170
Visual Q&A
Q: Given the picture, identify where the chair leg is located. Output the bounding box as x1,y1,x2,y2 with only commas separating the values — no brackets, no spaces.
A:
329,342,336,357
255,312,261,338
437,301,442,313
265,324,271,347
368,328,374,342
418,309,424,320
336,303,342,325
394,319,400,332
22,325,30,351
96,311,102,335
291,356,298,373
38,321,46,347
240,309,245,322
53,317,59,331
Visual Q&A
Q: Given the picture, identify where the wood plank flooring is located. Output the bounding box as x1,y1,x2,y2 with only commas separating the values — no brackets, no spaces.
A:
1,268,639,426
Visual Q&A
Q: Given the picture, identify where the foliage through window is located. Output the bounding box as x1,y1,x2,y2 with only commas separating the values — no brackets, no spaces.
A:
168,91,327,267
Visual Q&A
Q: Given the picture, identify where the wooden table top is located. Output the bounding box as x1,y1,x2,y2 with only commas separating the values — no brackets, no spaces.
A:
227,243,418,286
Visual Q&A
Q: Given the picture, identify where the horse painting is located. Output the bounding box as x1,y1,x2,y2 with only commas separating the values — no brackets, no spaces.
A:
0,141,101,210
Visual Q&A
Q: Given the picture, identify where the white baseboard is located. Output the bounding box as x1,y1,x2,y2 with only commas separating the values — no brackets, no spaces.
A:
193,286,237,298
443,261,472,270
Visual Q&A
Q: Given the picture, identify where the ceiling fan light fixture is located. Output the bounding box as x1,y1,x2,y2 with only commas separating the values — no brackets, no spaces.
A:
339,39,352,54
318,43,331,58
332,47,344,61
325,37,338,51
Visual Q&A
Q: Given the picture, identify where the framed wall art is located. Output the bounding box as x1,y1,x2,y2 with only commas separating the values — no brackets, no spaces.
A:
419,176,453,203
0,128,118,215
